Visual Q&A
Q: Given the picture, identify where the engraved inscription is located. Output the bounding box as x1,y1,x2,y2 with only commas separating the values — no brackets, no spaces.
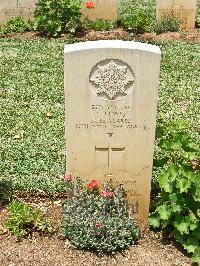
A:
75,104,149,130
130,201,139,214
91,104,131,128
90,59,134,100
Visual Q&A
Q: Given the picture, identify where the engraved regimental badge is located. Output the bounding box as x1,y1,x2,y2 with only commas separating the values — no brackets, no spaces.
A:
90,59,134,100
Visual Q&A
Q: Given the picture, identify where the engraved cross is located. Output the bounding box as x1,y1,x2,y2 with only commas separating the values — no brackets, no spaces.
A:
95,133,125,176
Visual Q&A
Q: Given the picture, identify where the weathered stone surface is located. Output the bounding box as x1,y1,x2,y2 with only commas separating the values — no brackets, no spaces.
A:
0,0,36,23
156,0,197,29
64,40,161,222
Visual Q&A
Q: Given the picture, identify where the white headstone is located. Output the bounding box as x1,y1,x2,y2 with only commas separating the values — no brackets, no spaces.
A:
156,0,197,29
64,40,161,222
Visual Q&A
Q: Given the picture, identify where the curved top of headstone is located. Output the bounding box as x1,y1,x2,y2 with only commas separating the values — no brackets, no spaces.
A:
64,40,161,55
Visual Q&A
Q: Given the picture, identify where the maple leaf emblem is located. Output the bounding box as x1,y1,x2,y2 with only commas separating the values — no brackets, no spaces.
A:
90,60,134,100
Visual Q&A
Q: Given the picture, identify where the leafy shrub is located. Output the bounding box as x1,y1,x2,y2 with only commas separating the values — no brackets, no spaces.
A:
118,0,155,33
0,16,33,34
61,177,139,253
83,18,116,31
120,12,151,33
155,15,180,34
34,0,82,37
149,121,200,264
5,200,52,238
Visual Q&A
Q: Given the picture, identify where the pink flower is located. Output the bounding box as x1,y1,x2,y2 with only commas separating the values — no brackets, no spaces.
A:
63,174,72,182
87,179,99,190
95,222,104,227
100,190,113,197
85,0,95,8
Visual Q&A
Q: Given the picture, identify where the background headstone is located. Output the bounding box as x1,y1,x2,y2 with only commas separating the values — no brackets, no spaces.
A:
156,0,197,29
0,0,36,24
81,0,117,21
64,40,161,222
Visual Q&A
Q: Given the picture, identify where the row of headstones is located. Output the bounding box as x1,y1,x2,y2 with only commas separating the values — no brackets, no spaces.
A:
0,0,197,29
88,0,197,29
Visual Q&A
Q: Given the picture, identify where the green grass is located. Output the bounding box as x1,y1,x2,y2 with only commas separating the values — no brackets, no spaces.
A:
157,41,199,128
0,39,66,192
0,38,199,192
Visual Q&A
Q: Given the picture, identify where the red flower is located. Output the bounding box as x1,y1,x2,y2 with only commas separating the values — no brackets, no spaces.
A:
87,179,98,190
95,222,104,227
85,1,95,9
63,174,72,182
100,191,113,197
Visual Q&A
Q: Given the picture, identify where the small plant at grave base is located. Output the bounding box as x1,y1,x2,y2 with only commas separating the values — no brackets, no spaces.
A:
34,0,82,37
83,1,116,31
0,16,33,35
5,200,52,238
61,177,140,253
155,15,180,34
120,12,151,34
149,121,200,264
83,18,116,31
0,178,14,206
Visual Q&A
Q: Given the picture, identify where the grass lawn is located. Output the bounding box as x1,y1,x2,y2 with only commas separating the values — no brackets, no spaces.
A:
0,38,199,192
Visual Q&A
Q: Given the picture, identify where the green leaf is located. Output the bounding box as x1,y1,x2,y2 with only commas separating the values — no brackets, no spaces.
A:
187,142,200,152
183,237,199,253
194,181,200,202
157,205,172,220
159,172,172,192
169,193,181,212
192,247,200,264
148,214,161,228
171,203,181,213
158,165,178,193
176,176,191,193
186,213,198,231
174,213,198,235
170,141,182,151
173,216,189,235
174,221,189,235
174,120,188,130
174,230,185,244
191,228,200,240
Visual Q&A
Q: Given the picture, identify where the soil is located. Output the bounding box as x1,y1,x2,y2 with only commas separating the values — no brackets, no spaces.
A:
0,28,200,43
0,198,192,266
